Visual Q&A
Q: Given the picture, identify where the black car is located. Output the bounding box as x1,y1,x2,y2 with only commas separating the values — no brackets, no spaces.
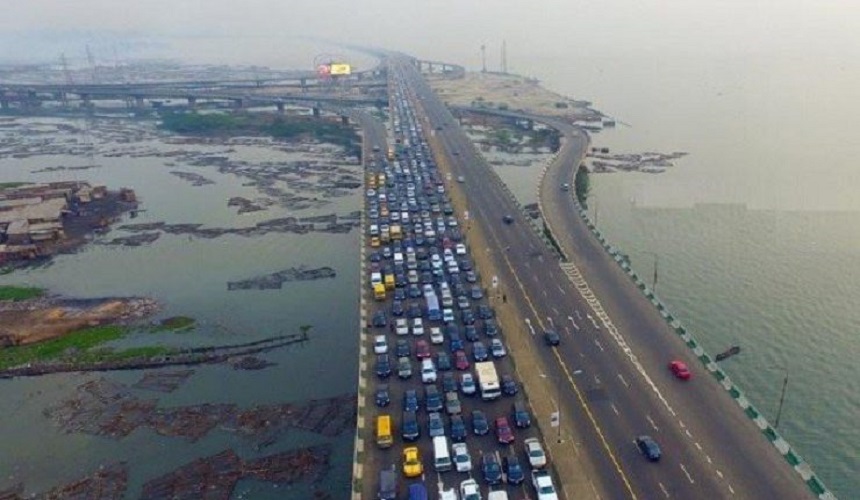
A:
472,341,489,362
407,302,423,319
481,453,503,485
544,329,561,346
463,325,479,342
503,455,525,485
369,251,381,263
436,351,452,371
483,319,499,337
403,389,420,412
501,375,518,396
441,372,457,394
636,435,662,461
470,286,483,300
375,354,392,378
395,339,411,358
461,310,476,326
425,384,443,412
371,310,388,328
460,259,473,271
407,284,422,299
375,385,390,407
513,401,531,428
391,300,404,317
393,288,406,301
450,415,467,442
477,305,493,320
471,410,489,435
502,215,514,224
402,410,420,441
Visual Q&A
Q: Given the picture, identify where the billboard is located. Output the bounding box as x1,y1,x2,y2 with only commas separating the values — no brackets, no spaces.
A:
329,63,352,76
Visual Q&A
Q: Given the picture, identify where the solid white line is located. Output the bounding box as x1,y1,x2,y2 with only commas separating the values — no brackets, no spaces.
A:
617,373,630,388
659,482,671,498
680,463,695,484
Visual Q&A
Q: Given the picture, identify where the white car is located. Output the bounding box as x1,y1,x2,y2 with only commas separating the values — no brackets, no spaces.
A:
439,487,458,500
373,335,388,354
452,442,472,472
443,248,455,263
412,318,425,336
430,327,445,345
524,438,547,468
455,243,467,255
460,479,480,500
531,470,558,500
490,339,506,358
443,308,455,323
395,318,410,336
460,373,476,395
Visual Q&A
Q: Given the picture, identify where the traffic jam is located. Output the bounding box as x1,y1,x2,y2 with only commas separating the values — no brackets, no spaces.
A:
363,71,560,500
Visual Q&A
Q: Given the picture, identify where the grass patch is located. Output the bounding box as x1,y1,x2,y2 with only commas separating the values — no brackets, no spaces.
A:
0,286,44,302
151,316,196,333
0,182,30,191
0,325,128,370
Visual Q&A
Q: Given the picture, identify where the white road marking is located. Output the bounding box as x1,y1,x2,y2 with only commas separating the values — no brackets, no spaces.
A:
646,415,659,432
678,419,686,428
680,463,695,484
594,375,601,384
617,373,630,388
694,442,702,451
594,339,605,351
542,289,548,297
525,319,535,336
715,469,723,478
557,285,566,295
573,369,583,375
728,484,735,495
552,306,560,316
575,310,582,320
610,403,620,416
705,455,712,464
567,315,579,331
547,316,555,327
685,429,692,438
659,482,671,498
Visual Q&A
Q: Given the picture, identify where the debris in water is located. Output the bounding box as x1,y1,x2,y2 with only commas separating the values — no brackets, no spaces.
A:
132,369,196,392
227,266,337,291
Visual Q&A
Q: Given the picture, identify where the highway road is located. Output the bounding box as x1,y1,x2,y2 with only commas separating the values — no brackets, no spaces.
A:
394,56,811,499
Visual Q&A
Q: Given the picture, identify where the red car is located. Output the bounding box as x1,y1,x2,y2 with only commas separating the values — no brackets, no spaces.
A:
441,237,453,250
415,340,431,359
495,416,515,444
669,360,691,380
454,350,470,370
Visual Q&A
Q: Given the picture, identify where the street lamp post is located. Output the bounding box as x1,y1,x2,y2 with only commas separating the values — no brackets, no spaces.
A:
774,368,789,429
642,251,659,293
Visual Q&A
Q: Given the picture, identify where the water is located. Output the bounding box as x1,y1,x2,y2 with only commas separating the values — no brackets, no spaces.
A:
515,53,860,496
0,119,360,497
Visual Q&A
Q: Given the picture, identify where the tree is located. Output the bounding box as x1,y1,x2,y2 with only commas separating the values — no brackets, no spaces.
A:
574,164,591,208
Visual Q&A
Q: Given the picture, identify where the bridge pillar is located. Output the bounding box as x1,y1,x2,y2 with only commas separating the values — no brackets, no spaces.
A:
0,98,9,110
312,107,321,118
79,93,92,110
428,63,433,73
134,96,146,109
341,115,349,126
231,98,244,109
276,101,285,114
187,96,197,109
300,78,308,93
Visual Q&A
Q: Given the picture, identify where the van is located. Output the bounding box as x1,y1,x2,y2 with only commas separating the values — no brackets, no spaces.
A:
394,252,404,266
440,290,453,308
374,283,386,301
421,358,437,383
369,224,380,236
378,467,397,500
384,274,395,290
432,435,452,471
376,415,393,449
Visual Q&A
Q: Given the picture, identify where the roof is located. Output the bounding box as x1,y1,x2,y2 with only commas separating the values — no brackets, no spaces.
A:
0,198,67,225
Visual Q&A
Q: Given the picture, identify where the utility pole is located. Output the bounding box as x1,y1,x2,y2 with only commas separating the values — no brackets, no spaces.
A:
501,40,508,74
774,370,789,429
480,45,487,73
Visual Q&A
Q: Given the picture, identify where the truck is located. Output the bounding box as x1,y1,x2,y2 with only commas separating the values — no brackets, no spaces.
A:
475,361,501,400
425,292,442,322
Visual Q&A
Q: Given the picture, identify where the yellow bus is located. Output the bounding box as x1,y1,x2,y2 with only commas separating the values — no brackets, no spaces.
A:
376,414,393,449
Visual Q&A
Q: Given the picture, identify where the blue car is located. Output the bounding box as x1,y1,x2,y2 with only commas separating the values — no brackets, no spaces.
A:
450,415,467,442
391,300,404,317
403,389,420,412
449,333,464,353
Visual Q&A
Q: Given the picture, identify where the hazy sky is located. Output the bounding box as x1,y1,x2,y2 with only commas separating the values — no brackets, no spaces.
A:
2,0,858,68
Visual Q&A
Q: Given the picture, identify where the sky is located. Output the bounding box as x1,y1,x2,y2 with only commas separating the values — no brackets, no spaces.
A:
1,0,859,69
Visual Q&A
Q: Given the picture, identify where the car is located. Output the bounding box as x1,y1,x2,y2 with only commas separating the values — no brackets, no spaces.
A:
469,409,489,436
544,329,561,346
448,332,464,353
376,354,392,378
483,320,499,337
371,310,388,328
402,447,423,478
513,401,531,428
472,342,489,362
495,416,515,444
378,467,397,500
477,305,493,320
502,215,514,224
460,373,477,396
393,288,407,301
456,175,465,183
463,325,479,342
436,351,452,371
403,389,420,412
442,308,455,323
375,385,390,407
462,310,476,325
397,356,413,379
636,435,662,461
454,350,470,370
395,339,411,357
669,360,692,380
439,487,457,500
373,335,389,355
501,374,518,396
457,295,470,310
407,302,422,319
490,339,506,358
481,453,503,485
464,270,478,283
504,455,526,485
470,286,484,300
412,318,425,336
426,385,443,412
441,372,458,394
524,438,548,468
429,327,444,345
450,415,468,442
531,470,559,500
459,479,480,500
445,392,462,415
415,340,431,359
402,410,420,441
391,300,405,317
395,318,410,336
561,183,570,191
428,411,445,437
452,442,472,472
455,243,467,255
369,251,381,263
408,284,422,298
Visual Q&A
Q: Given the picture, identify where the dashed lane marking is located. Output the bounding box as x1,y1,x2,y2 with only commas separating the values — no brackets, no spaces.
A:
611,403,620,416
646,415,659,432
617,373,630,388
680,463,695,484
659,482,670,498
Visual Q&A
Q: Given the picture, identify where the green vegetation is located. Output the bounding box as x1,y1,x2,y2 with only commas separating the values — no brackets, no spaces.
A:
151,315,196,333
158,111,361,157
542,221,565,259
0,182,30,191
0,286,45,302
574,164,591,208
